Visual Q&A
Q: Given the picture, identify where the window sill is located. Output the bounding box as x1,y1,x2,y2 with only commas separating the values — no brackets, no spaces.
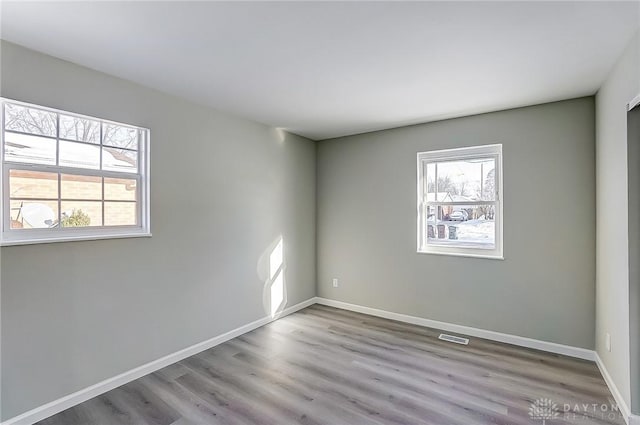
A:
0,231,152,246
417,250,504,260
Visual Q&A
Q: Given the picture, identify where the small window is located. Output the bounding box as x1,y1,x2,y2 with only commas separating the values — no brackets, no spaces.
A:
417,144,502,259
1,98,150,245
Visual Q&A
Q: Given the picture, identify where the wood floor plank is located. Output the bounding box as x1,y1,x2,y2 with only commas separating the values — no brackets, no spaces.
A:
36,305,625,425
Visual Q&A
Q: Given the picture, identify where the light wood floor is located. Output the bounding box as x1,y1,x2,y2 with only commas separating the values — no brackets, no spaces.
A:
38,305,624,425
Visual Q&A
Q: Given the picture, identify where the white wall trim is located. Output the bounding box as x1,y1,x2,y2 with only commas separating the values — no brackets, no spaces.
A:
595,352,632,425
317,298,640,423
315,298,596,361
1,297,317,425
6,297,630,425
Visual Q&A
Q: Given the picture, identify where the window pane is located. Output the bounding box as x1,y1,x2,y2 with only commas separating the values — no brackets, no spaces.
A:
10,200,59,229
104,202,137,226
102,147,137,173
103,124,138,150
59,140,100,169
4,132,56,165
4,103,56,137
104,177,136,201
61,202,102,227
480,159,496,201
59,114,100,144
427,204,495,248
425,163,436,200
9,170,58,199
61,174,102,200
435,158,496,202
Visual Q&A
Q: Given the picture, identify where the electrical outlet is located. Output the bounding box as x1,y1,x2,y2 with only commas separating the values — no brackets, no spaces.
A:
332,278,339,288
606,333,611,352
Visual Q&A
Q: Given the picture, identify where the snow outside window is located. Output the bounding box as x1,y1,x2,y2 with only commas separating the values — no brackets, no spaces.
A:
417,144,503,259
1,98,150,245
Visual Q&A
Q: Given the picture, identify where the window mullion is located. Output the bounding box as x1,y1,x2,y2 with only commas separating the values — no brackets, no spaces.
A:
136,174,142,227
101,177,105,227
480,161,484,199
55,112,60,166
57,172,61,230
100,123,105,227
434,162,439,201
426,201,497,206
56,113,61,231
4,162,139,180
99,121,103,171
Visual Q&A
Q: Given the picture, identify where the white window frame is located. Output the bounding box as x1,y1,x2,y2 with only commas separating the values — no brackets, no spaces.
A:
417,144,503,259
0,98,151,246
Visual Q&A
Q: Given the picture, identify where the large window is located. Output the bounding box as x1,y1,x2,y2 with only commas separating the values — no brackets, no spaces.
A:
417,144,502,259
1,98,150,245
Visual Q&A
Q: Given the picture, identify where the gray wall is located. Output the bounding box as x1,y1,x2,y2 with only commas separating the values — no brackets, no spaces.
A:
317,97,596,349
595,29,639,411
628,104,640,415
0,41,316,420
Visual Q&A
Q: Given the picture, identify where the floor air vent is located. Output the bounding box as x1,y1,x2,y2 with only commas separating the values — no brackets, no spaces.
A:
438,333,469,345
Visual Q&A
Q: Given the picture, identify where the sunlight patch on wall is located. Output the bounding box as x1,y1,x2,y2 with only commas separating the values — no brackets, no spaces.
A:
258,235,287,318
270,238,283,280
269,237,285,316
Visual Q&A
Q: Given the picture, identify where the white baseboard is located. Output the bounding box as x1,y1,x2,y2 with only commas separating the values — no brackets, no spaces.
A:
595,352,632,425
315,298,596,360
317,298,640,423
5,296,630,425
1,297,316,425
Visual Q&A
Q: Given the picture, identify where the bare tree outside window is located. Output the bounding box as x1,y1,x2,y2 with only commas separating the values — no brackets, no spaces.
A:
1,98,149,244
4,103,56,137
418,145,502,258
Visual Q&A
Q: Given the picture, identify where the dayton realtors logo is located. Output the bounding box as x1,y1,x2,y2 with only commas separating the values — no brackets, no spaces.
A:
529,398,560,424
529,398,622,423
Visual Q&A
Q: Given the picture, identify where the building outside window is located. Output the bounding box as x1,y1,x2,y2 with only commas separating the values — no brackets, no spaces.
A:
1,98,150,245
417,144,502,259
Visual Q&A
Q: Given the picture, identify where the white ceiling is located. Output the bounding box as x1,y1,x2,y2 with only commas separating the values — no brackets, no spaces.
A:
1,1,639,140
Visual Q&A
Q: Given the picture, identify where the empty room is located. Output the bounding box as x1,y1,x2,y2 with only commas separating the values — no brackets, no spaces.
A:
0,1,639,424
